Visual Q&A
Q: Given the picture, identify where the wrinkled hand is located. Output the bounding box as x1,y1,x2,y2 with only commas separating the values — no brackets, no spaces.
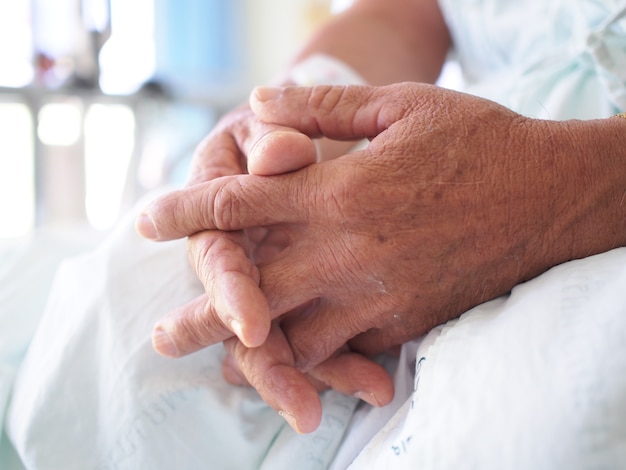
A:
139,82,572,432
137,97,395,433
138,103,319,350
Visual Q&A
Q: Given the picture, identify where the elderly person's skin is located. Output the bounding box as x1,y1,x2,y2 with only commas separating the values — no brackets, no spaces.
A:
135,0,626,433
138,82,626,432
138,0,450,433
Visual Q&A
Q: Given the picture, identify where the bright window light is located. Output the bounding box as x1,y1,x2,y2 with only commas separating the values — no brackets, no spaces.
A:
81,0,110,33
84,104,135,230
99,0,155,94
37,102,82,146
0,1,33,87
0,103,34,238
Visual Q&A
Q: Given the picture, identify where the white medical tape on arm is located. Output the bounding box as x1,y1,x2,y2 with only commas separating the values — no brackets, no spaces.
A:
288,53,367,86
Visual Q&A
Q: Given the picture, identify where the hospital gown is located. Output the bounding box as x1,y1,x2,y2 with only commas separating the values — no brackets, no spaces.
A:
2,0,626,468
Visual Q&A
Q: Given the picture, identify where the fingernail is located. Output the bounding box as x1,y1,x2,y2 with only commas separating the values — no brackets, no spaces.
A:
152,325,178,357
354,391,381,407
253,86,282,102
227,318,261,349
278,410,302,434
229,318,246,343
136,212,158,240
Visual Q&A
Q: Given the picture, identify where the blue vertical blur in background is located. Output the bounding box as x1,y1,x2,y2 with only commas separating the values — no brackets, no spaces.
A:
154,0,246,101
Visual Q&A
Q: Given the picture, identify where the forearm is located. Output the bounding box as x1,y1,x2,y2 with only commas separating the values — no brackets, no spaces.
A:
287,0,451,85
273,0,451,161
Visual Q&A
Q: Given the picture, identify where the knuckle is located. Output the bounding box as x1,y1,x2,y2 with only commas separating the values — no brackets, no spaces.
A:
172,308,219,354
189,231,249,285
286,326,332,372
306,85,346,134
149,191,188,236
188,234,220,281
212,178,241,230
178,192,206,230
228,342,266,389
375,82,421,127
153,187,215,237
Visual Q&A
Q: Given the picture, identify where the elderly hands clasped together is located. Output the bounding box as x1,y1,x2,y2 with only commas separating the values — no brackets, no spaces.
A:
136,82,626,434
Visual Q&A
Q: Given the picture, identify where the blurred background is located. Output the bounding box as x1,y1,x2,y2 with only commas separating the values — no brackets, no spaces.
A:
0,0,336,239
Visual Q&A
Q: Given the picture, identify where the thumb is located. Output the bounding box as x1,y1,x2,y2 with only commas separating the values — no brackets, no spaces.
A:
247,124,317,176
249,84,408,141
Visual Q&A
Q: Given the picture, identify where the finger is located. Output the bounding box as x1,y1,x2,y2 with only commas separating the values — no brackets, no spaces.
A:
151,230,271,356
188,230,271,348
137,98,319,240
152,268,269,355
186,130,246,187
136,168,318,241
221,348,395,408
187,228,319,340
249,84,412,141
185,104,257,186
247,125,317,176
282,298,421,370
283,301,425,368
348,326,412,358
281,300,372,372
221,349,329,392
224,324,323,434
307,351,394,408
253,248,321,321
152,294,225,357
221,350,324,391
188,106,316,183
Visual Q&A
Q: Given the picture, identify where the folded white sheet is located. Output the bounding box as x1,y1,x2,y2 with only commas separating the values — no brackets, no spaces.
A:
0,228,104,468
5,209,359,470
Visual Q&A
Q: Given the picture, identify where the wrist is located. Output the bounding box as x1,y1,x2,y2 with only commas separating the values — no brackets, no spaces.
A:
527,116,626,274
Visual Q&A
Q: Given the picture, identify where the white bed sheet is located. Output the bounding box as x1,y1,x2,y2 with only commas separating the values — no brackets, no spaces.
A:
0,226,106,467
2,207,626,469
